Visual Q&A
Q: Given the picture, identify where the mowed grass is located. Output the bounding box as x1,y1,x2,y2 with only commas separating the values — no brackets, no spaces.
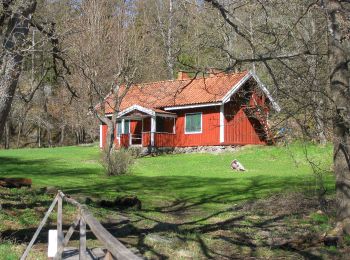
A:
0,143,337,259
0,143,334,212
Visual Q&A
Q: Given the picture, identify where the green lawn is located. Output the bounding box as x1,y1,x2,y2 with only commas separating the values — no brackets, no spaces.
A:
0,143,338,259
0,143,334,211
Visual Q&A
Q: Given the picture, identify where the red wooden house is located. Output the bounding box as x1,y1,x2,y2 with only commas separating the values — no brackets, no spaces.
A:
99,70,280,150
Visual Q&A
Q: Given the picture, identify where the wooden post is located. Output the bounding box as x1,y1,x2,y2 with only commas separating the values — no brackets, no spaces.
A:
104,251,113,260
20,195,59,260
79,216,87,260
56,195,63,260
55,214,80,260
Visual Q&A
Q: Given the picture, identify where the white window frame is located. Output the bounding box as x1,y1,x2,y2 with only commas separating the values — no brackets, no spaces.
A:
123,119,130,134
184,112,202,134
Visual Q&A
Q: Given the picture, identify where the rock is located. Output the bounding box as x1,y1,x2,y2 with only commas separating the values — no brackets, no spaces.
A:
0,178,32,188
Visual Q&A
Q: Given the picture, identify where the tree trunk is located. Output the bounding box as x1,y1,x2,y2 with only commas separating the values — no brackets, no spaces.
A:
4,121,9,149
326,0,350,232
60,126,65,146
0,1,37,139
16,122,22,148
37,125,41,148
105,121,115,153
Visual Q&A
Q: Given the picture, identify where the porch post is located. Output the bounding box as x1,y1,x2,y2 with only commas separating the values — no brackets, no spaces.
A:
151,116,156,146
220,104,224,143
121,119,125,134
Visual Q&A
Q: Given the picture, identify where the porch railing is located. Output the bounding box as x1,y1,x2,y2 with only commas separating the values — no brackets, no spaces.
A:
130,134,142,145
154,132,175,147
119,132,175,148
20,191,141,260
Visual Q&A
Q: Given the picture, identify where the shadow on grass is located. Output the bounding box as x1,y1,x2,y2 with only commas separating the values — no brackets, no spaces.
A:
0,156,328,259
0,156,102,181
1,175,324,259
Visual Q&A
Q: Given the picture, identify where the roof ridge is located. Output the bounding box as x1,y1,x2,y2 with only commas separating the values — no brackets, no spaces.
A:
135,70,248,88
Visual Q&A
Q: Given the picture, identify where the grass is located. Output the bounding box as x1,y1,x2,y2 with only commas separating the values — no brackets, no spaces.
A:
0,143,334,211
0,241,21,260
0,142,338,259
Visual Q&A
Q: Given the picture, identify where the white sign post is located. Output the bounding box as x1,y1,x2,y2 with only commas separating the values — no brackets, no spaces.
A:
48,230,57,258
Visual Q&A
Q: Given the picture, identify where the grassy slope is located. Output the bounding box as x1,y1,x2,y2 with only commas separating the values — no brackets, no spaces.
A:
0,143,334,211
0,143,336,259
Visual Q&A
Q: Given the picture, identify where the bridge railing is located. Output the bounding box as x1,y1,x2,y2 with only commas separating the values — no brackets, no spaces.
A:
20,191,141,260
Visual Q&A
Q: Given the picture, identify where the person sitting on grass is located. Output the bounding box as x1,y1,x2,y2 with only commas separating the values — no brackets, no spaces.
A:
231,159,245,171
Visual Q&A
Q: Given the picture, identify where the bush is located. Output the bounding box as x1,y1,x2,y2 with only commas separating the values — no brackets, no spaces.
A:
100,148,134,176
128,146,142,158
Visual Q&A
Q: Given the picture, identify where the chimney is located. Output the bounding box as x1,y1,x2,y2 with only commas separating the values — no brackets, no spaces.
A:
177,71,190,80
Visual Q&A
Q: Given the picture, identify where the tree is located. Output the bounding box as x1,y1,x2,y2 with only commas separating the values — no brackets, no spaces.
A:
0,1,37,138
203,0,350,234
66,0,145,170
325,0,350,232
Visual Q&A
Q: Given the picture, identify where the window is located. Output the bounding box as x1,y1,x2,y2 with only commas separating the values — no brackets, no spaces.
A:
117,121,122,136
117,120,130,135
185,113,202,133
124,120,130,134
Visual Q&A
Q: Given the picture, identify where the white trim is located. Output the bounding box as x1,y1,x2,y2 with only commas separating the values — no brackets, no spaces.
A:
250,71,281,112
220,104,224,143
118,105,155,118
116,121,121,144
184,112,202,134
99,125,103,148
222,72,252,103
121,119,125,134
164,102,221,111
173,117,176,134
155,113,177,118
151,116,156,146
221,70,281,112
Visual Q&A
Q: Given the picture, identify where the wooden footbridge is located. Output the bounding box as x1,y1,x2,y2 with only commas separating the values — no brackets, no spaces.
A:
20,191,142,260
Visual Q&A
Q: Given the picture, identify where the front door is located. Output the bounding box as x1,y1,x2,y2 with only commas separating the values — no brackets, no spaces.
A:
131,120,142,145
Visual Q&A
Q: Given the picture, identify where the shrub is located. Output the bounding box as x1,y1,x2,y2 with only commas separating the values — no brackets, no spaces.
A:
128,146,142,158
100,148,134,176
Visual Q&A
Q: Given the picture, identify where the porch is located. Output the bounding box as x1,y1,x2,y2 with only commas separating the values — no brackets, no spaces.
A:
119,132,176,148
115,105,176,148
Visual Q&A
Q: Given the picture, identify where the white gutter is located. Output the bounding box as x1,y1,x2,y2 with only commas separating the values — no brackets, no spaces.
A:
164,102,221,111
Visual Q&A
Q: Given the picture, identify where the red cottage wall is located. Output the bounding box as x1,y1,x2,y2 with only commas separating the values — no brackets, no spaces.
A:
223,91,267,145
173,106,221,147
223,104,265,145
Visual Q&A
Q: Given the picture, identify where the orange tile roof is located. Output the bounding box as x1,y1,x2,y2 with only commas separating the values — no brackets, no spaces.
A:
104,71,248,114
